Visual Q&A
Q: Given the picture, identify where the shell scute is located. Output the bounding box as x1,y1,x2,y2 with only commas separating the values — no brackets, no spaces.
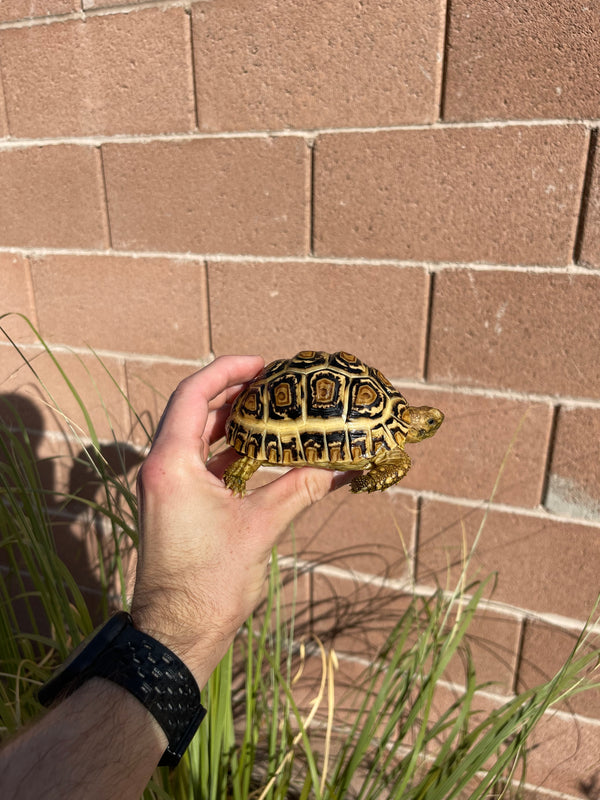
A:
348,428,369,460
268,373,303,420
330,351,367,374
262,358,288,379
300,431,326,463
307,370,347,418
244,431,264,459
325,429,346,463
369,366,394,388
280,435,300,464
287,350,330,370
347,376,387,420
238,386,263,420
370,424,392,453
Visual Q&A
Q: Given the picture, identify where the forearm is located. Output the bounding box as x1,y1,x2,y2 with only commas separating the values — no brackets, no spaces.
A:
1,678,166,800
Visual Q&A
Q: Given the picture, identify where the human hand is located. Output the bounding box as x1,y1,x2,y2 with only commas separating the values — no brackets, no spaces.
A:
131,355,344,687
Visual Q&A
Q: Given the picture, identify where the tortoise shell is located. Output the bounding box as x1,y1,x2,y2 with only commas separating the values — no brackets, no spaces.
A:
225,350,409,468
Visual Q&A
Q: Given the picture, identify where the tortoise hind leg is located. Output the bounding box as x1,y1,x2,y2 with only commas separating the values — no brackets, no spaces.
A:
223,455,262,497
350,449,411,494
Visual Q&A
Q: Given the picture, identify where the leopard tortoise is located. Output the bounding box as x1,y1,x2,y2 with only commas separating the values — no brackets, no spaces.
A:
223,350,444,496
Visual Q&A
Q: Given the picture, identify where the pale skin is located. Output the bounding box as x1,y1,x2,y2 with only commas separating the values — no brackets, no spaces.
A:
0,355,349,800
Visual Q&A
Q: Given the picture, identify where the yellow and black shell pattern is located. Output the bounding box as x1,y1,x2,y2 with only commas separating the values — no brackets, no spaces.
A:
225,351,410,468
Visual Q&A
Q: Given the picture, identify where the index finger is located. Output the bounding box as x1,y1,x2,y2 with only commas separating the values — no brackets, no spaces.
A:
151,355,264,454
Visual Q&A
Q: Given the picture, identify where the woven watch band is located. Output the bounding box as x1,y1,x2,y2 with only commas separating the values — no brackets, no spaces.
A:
91,616,206,767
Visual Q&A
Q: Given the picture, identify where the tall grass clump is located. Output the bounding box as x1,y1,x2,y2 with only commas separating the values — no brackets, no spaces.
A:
1,316,600,799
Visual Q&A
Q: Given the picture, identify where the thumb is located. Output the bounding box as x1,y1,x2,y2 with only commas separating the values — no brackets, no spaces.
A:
247,466,350,538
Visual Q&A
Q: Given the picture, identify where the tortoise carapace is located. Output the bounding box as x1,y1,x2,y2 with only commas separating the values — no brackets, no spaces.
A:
223,350,443,495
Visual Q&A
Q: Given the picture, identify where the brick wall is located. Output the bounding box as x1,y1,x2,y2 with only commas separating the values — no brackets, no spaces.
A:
1,1,600,795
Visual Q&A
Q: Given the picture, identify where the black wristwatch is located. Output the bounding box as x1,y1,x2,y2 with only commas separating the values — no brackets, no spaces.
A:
38,611,206,767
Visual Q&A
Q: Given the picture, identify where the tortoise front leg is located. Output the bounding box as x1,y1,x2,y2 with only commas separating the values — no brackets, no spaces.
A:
223,455,262,496
350,449,412,494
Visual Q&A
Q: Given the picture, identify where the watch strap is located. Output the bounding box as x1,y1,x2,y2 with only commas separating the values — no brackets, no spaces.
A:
91,615,206,767
39,612,206,767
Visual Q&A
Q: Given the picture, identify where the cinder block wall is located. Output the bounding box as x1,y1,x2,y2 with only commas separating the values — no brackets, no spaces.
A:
1,1,600,794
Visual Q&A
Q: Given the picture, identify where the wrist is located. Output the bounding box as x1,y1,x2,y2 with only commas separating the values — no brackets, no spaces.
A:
129,604,226,690
39,612,207,768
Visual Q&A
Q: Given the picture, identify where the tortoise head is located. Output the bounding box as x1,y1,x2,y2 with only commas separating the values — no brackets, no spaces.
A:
401,406,444,443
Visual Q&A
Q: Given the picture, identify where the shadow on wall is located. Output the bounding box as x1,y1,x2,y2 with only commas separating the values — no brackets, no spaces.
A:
0,392,143,627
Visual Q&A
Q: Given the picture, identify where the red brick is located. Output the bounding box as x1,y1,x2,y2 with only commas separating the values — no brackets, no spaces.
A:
0,253,38,343
0,339,32,380
443,1,600,122
579,137,600,269
313,125,588,266
30,254,210,359
0,0,78,21
192,0,444,131
103,138,309,255
207,262,429,378
0,8,195,138
0,145,108,249
526,710,600,796
444,607,521,695
401,389,553,507
0,345,129,439
418,500,600,620
545,406,600,522
428,270,600,398
517,619,600,720
310,573,414,659
285,489,418,578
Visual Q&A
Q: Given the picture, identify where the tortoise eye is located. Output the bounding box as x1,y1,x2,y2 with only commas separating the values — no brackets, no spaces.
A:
427,418,436,426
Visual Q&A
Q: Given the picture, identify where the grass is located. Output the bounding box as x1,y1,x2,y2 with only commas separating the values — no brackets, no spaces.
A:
1,315,600,798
